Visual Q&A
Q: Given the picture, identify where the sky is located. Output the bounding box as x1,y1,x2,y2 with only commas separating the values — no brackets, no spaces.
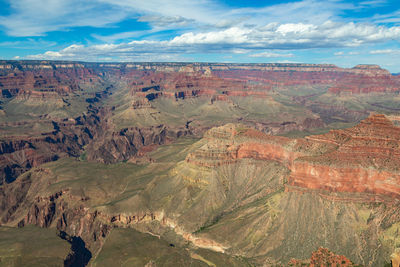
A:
0,0,400,72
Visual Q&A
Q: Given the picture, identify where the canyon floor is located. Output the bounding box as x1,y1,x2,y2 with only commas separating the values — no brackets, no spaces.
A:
0,61,400,266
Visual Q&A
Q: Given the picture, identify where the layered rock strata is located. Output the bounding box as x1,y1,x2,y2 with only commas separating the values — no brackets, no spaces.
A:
187,114,400,198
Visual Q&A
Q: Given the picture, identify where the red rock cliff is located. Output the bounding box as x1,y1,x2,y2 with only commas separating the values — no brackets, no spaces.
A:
187,114,400,199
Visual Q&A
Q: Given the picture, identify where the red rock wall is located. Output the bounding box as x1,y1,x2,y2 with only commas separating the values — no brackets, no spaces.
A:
236,142,300,165
289,162,400,198
188,115,400,199
0,67,99,98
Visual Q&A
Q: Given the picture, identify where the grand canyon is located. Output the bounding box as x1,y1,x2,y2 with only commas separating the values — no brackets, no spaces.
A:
0,60,399,266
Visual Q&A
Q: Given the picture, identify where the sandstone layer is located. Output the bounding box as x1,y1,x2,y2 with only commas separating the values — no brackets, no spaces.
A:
187,114,400,199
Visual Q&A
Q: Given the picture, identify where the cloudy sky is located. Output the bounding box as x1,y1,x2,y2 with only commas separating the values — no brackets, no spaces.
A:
0,0,399,72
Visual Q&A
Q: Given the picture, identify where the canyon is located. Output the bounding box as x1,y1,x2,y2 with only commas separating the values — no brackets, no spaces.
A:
187,114,400,199
1,61,400,266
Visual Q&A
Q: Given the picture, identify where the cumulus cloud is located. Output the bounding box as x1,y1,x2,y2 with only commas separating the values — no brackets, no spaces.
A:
1,0,399,63
170,27,250,45
24,20,400,61
169,22,400,49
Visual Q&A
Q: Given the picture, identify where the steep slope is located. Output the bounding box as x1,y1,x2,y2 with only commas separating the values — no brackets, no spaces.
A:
1,116,399,266
2,61,400,266
291,114,400,198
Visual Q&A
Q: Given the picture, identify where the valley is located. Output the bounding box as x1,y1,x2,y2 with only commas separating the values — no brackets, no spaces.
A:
1,61,400,266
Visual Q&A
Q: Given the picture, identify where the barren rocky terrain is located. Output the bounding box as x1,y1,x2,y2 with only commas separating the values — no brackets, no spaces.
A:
1,60,400,266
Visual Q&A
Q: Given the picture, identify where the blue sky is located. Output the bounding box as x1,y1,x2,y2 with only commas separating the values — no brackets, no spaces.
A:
0,0,400,72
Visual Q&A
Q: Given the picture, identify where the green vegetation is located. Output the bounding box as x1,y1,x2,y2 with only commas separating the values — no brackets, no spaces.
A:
0,226,70,266
79,151,87,161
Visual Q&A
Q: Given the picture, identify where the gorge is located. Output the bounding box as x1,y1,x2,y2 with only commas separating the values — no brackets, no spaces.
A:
1,61,400,266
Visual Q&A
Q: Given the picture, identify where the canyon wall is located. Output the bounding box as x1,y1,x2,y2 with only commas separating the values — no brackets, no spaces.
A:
1,60,400,185
187,114,400,199
1,61,399,98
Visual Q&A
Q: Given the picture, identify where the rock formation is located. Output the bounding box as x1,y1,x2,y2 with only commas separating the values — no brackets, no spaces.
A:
186,114,400,199
1,61,400,266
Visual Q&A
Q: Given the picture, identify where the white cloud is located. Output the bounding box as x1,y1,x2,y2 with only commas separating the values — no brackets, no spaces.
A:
42,51,63,57
335,51,360,56
169,22,400,49
0,0,390,38
231,49,249,54
24,20,400,61
370,49,400,54
276,23,316,35
249,52,294,58
170,27,250,45
1,0,398,63
26,43,187,61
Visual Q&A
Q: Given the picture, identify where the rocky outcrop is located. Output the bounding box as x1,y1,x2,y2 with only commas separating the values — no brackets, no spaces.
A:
392,251,400,267
187,114,400,199
1,117,399,266
0,62,99,98
127,70,266,105
0,112,99,184
7,179,111,256
290,114,400,198
108,211,227,253
85,125,190,163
